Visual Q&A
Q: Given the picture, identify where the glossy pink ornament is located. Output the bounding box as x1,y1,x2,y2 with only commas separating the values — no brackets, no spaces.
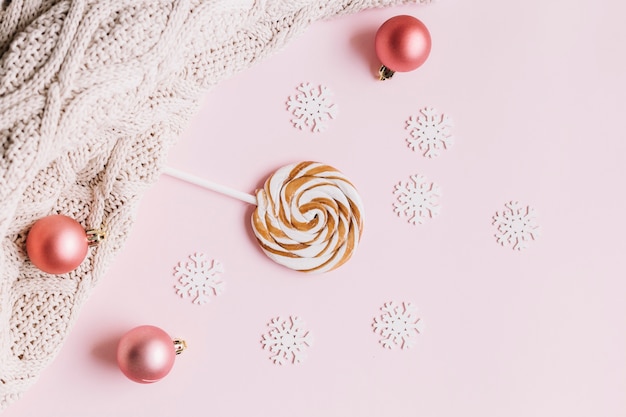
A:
26,214,89,274
375,15,432,80
117,325,186,384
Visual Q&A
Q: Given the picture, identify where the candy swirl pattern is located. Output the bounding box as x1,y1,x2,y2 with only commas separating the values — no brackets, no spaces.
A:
252,162,364,273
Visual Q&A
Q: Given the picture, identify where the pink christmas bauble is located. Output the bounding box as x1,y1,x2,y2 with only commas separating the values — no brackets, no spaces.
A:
116,325,177,384
375,15,432,73
25,214,89,274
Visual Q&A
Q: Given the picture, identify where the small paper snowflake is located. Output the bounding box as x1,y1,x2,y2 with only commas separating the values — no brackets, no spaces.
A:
174,253,225,305
373,302,423,349
286,82,338,132
393,174,442,225
406,107,454,158
492,201,540,250
261,316,313,365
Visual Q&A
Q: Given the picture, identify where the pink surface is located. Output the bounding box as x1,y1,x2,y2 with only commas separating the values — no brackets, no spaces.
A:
6,1,626,416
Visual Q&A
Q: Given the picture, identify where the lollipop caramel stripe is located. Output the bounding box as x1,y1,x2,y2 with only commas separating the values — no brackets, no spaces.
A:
162,161,364,273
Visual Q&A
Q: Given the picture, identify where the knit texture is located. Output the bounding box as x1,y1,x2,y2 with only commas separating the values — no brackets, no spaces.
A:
0,0,428,409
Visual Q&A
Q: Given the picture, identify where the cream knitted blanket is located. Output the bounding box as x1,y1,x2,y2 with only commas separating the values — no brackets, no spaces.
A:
0,0,428,409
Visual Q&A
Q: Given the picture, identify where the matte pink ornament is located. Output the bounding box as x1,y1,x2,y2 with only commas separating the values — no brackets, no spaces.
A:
375,15,432,80
116,325,186,384
26,215,90,274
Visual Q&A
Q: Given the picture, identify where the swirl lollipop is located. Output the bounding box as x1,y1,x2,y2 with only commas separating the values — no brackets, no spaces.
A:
163,161,364,273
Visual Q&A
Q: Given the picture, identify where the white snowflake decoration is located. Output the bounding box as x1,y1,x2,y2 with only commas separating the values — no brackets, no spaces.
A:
261,316,313,365
492,201,540,250
373,302,423,349
406,107,455,158
393,174,442,225
286,82,338,133
174,253,225,305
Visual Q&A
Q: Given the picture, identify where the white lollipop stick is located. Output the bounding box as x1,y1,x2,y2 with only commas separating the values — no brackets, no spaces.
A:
162,166,257,205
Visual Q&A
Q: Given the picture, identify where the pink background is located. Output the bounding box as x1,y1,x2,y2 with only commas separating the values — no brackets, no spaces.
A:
6,0,626,416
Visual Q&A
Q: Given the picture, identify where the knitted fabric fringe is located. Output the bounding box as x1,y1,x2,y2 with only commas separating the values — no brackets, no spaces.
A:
0,0,428,409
